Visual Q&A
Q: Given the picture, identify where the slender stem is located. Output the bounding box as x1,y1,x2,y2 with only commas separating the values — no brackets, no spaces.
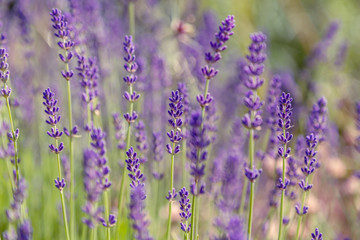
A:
117,84,134,238
182,131,187,188
5,97,19,186
247,129,254,240
295,176,308,240
166,142,176,240
278,130,287,240
55,139,70,240
104,190,111,240
190,194,196,240
66,79,75,240
128,2,135,37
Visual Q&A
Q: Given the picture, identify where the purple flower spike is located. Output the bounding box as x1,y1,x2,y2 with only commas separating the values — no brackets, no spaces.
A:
244,32,267,90
311,227,323,240
129,184,153,240
276,177,290,190
178,187,191,233
126,147,144,188
98,214,117,227
167,90,183,154
307,97,327,143
50,8,74,81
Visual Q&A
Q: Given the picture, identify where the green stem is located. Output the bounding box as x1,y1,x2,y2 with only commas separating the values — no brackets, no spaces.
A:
5,97,19,186
247,129,254,240
166,142,176,240
128,2,135,37
295,176,308,240
190,194,196,240
66,78,76,240
278,132,287,240
55,139,70,240
104,190,111,240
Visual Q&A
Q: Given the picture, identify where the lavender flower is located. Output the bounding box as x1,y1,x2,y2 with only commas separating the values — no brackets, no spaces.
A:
50,8,74,81
151,132,164,180
188,111,210,195
113,113,126,150
311,228,323,240
82,149,103,229
126,147,152,239
307,97,327,143
265,75,282,158
76,54,99,132
43,88,64,153
129,184,153,240
123,35,140,123
178,187,191,233
135,121,148,164
277,92,293,239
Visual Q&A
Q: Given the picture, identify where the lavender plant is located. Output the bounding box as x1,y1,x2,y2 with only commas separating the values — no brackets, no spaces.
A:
165,90,183,240
42,88,70,240
295,133,318,240
190,15,235,240
50,9,77,238
240,32,267,240
276,92,293,240
118,35,141,231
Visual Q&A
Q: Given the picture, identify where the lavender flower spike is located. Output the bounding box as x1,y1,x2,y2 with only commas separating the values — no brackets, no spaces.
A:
166,90,183,240
50,9,77,238
126,147,152,240
178,187,191,235
277,92,293,240
42,88,70,240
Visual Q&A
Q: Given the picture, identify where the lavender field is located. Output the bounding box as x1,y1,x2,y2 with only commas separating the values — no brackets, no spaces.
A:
0,0,359,239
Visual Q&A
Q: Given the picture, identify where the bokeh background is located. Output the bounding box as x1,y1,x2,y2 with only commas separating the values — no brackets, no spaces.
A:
0,0,359,239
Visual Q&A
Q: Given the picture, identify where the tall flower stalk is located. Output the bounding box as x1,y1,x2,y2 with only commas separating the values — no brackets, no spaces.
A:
125,147,152,240
117,35,140,234
50,9,77,238
178,187,191,240
0,48,20,187
276,92,293,240
295,133,318,240
190,15,235,240
240,32,267,240
42,88,70,240
165,90,183,240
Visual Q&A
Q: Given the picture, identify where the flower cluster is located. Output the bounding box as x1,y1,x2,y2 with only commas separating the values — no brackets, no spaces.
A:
166,90,183,155
90,128,111,190
113,113,126,150
241,32,267,130
50,8,74,81
152,131,164,178
135,120,148,164
82,149,103,228
123,35,139,123
265,75,282,157
43,88,64,154
188,111,210,195
76,54,99,131
0,48,10,85
307,97,327,143
178,187,191,233
126,147,144,188
276,92,293,190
